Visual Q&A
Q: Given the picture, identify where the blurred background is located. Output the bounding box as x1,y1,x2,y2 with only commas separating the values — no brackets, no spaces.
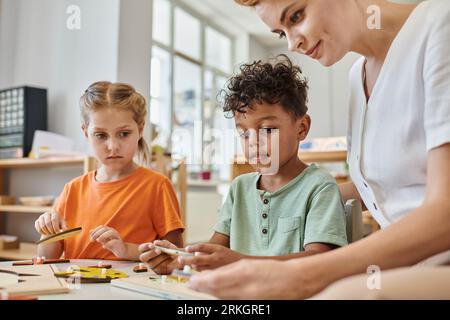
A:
0,0,421,255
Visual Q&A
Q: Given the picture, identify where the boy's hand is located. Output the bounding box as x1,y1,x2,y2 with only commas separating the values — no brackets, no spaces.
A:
35,211,68,236
90,225,127,259
180,243,246,271
138,240,179,275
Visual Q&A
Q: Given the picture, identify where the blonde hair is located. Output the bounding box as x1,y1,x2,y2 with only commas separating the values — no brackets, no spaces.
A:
80,81,151,166
234,0,259,6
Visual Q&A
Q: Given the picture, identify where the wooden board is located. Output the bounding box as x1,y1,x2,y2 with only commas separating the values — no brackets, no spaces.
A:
0,264,69,297
54,265,128,283
35,227,82,245
111,274,216,300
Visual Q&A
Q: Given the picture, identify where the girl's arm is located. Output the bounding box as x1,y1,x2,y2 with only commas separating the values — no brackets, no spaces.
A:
37,240,64,259
161,228,184,248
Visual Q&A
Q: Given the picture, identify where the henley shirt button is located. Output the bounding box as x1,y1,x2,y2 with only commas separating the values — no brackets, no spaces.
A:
373,203,378,210
364,182,368,188
263,199,269,204
262,228,268,235
262,213,268,219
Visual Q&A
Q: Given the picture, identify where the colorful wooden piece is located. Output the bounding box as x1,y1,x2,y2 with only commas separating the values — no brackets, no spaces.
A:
35,227,82,245
133,263,148,273
88,262,112,269
12,258,70,266
54,266,128,283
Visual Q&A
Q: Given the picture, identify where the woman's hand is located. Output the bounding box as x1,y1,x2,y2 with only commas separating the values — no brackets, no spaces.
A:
180,243,246,271
90,225,127,259
35,210,68,236
188,259,322,299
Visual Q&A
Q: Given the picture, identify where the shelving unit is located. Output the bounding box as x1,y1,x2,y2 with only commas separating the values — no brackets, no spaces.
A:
298,150,347,163
0,156,96,260
0,242,37,261
232,150,348,180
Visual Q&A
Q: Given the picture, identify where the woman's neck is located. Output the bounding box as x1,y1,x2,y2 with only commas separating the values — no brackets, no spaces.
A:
352,0,417,63
259,153,307,193
95,161,139,182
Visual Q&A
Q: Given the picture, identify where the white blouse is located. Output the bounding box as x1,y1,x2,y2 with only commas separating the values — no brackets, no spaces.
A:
347,0,450,228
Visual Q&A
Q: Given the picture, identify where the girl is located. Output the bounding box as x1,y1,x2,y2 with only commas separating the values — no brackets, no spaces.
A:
34,82,184,261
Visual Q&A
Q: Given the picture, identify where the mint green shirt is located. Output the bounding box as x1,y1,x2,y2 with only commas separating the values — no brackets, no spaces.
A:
214,164,348,256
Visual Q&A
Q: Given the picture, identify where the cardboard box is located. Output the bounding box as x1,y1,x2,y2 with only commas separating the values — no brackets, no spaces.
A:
0,195,16,205
0,235,20,250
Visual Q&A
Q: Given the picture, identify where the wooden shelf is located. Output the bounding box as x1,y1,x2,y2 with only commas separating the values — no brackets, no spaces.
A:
232,150,348,180
235,150,347,165
188,179,228,187
299,150,347,163
0,205,52,213
0,156,87,169
0,242,37,260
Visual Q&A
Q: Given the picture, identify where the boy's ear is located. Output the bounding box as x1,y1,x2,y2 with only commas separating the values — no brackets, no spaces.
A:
81,124,88,138
297,115,311,141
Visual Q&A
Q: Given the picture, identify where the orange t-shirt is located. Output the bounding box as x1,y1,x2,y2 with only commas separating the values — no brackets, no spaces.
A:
53,167,184,260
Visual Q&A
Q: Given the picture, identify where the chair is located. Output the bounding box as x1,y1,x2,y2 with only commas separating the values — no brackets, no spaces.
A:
151,153,187,237
344,199,364,243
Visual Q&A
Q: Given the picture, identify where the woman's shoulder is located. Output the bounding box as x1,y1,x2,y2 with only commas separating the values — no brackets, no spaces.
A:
348,56,365,87
416,0,450,27
420,0,450,14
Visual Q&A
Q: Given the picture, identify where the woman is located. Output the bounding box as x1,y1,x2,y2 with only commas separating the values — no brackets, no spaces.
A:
187,0,450,299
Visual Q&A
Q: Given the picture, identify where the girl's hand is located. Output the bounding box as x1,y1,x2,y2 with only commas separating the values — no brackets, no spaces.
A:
35,211,68,236
90,225,127,258
138,240,179,274
180,243,245,271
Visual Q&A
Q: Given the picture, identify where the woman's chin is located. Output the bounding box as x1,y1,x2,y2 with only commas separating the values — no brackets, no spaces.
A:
318,55,335,67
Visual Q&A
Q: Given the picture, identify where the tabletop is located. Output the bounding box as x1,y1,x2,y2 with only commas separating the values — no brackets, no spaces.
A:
0,259,162,300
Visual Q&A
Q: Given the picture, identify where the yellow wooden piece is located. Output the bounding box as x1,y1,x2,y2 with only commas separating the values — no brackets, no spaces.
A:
35,227,82,245
54,266,128,281
148,275,188,284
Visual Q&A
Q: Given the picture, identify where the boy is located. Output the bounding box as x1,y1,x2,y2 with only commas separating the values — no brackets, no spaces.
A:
140,55,347,273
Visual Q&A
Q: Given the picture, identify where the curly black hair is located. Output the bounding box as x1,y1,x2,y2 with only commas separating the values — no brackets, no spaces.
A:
220,54,308,119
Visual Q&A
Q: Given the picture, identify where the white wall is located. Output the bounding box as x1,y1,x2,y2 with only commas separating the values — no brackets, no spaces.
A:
0,0,141,241
248,35,272,62
0,0,121,151
267,46,360,139
117,0,152,100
